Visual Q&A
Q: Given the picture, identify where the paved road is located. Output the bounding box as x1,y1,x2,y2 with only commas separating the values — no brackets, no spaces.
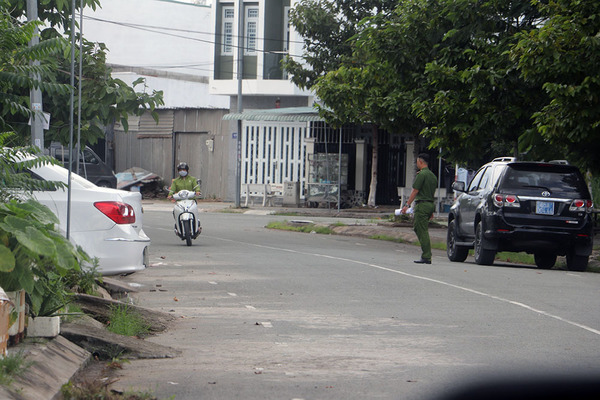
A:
111,203,600,400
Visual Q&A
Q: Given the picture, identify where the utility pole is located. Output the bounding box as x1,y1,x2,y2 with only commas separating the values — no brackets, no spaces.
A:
27,0,44,151
235,0,244,207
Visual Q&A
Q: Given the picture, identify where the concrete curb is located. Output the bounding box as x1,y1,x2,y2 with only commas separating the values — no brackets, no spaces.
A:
0,336,90,400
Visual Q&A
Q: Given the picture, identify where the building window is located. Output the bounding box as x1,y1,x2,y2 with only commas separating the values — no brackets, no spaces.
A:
283,6,290,52
245,7,258,55
222,6,234,55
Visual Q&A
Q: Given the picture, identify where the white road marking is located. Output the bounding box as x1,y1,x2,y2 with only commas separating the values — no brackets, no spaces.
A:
211,236,600,337
245,305,256,310
260,322,273,328
228,292,237,297
208,281,218,285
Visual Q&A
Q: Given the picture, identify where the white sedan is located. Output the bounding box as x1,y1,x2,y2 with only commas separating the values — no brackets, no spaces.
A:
25,158,150,275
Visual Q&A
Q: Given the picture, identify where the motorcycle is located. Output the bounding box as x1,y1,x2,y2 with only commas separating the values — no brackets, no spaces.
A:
172,189,202,246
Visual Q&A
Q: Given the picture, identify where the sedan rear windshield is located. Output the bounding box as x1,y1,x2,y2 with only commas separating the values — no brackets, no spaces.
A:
501,164,589,196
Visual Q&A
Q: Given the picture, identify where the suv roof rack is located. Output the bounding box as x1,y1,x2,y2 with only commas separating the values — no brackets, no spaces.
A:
491,157,516,163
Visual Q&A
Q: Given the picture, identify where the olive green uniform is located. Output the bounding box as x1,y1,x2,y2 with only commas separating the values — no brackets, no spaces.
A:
168,175,200,196
412,167,437,261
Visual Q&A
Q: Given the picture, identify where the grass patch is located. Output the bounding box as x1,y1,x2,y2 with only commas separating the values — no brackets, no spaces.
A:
413,240,446,251
0,351,31,387
587,263,600,273
218,208,244,213
266,221,334,234
107,304,150,337
61,379,158,400
61,303,86,323
431,241,447,251
495,252,535,265
368,235,407,243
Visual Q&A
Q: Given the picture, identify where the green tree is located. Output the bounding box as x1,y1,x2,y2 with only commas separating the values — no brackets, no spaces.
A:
43,40,164,147
0,5,70,142
314,65,385,207
4,0,164,148
284,0,397,90
286,0,397,206
6,0,101,31
410,0,545,167
512,0,600,174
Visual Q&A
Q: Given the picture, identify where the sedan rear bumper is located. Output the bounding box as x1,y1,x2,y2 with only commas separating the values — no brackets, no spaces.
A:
73,228,150,275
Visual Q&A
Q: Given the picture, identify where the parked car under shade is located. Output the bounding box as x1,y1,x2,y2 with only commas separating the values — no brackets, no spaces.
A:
22,156,150,275
447,157,594,271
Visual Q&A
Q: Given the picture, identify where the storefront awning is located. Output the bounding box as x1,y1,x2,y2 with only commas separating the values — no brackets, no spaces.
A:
223,107,325,122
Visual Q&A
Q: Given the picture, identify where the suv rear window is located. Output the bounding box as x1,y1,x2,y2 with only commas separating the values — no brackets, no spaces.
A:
500,164,589,197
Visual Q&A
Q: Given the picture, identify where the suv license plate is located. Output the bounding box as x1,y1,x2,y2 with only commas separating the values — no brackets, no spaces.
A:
536,201,554,215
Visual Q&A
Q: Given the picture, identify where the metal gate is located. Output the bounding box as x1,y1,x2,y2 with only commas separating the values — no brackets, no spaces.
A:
241,121,308,188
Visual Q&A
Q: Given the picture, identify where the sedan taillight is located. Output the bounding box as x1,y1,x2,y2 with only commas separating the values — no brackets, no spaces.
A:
569,199,593,213
94,201,136,224
493,193,520,208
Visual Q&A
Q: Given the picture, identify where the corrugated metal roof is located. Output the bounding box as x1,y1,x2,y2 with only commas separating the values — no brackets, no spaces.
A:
223,107,324,122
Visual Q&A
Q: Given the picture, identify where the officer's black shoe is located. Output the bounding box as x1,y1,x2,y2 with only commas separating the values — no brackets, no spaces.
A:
414,259,431,264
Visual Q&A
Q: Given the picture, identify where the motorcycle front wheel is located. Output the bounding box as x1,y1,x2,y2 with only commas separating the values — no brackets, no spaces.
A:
183,220,192,246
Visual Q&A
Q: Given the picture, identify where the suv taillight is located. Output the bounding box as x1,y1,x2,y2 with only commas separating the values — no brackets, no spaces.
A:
569,199,593,213
94,201,136,224
493,193,520,208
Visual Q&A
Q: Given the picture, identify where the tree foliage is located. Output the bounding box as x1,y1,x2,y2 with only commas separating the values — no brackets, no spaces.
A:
0,5,70,141
287,0,398,206
284,0,397,90
512,0,600,174
291,0,600,174
42,40,164,146
2,0,164,147
6,0,101,32
407,0,546,167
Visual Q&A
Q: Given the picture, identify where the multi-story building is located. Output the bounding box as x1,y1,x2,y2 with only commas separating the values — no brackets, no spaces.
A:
211,0,318,203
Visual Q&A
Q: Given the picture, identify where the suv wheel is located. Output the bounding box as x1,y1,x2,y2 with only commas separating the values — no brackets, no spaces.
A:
447,220,469,262
474,221,496,265
566,251,588,272
534,253,557,270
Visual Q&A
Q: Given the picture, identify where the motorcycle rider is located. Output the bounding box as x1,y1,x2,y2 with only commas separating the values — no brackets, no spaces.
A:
167,162,201,202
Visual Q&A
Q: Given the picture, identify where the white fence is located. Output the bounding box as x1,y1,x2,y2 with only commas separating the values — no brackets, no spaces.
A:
241,122,308,194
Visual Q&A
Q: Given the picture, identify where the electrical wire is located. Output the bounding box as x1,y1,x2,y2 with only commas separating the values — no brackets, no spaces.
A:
81,14,307,59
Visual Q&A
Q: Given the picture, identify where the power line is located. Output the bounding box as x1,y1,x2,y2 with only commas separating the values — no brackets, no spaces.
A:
81,14,307,59
83,14,306,45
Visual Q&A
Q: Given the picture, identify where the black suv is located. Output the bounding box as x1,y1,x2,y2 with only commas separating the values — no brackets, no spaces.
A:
447,157,594,271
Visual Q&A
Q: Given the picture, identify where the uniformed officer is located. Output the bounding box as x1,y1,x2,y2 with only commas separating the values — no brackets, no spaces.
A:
167,162,201,201
401,153,438,264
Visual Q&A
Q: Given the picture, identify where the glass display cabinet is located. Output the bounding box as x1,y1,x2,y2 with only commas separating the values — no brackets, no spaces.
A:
306,153,348,207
